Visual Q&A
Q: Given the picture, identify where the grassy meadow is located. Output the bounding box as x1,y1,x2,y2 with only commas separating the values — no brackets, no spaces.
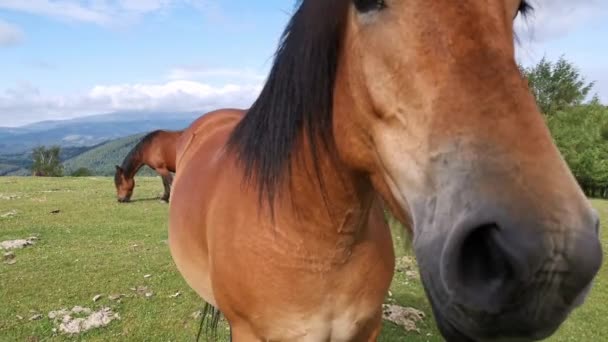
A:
0,177,606,341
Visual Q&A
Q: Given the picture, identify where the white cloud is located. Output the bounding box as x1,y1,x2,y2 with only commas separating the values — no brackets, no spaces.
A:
515,0,608,44
513,1,608,102
0,19,24,46
167,66,267,82
0,0,220,26
0,0,111,25
0,79,262,127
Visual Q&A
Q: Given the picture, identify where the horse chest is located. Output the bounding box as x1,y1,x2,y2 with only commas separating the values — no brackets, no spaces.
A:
267,301,380,342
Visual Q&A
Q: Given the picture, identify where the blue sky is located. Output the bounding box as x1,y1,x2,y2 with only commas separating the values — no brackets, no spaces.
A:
0,0,607,127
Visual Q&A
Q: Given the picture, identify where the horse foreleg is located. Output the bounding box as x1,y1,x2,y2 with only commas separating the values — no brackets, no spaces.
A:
159,169,173,202
364,310,383,342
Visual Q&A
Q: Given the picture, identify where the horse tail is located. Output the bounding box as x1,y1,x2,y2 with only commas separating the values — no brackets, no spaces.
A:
195,302,225,342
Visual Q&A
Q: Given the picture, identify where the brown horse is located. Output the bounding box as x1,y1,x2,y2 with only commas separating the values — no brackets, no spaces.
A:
114,130,181,203
169,1,603,341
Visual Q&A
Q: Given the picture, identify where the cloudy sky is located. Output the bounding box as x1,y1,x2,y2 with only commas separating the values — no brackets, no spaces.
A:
0,0,607,127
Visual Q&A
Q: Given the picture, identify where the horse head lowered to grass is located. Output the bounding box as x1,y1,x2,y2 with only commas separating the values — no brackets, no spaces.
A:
114,130,181,203
168,1,603,341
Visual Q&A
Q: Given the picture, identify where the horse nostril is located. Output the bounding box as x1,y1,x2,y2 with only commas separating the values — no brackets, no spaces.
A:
457,224,515,294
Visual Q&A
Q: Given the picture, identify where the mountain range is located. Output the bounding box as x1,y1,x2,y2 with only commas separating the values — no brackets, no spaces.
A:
0,111,205,176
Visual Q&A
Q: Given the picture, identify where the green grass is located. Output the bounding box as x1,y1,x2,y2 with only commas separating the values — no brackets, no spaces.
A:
0,177,606,341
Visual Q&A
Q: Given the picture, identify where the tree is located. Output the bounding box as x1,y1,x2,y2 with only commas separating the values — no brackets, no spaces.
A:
31,145,64,177
520,55,596,116
547,102,608,197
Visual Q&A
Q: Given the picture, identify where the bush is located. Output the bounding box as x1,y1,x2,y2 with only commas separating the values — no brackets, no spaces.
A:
71,167,93,177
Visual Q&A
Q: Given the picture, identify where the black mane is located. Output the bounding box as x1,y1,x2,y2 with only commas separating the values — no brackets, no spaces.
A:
226,0,350,205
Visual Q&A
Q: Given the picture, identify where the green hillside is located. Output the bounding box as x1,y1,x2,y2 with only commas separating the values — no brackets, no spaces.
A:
63,134,155,176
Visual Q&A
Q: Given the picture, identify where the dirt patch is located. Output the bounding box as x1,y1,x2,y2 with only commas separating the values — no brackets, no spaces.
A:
48,306,120,335
382,304,425,333
0,237,37,250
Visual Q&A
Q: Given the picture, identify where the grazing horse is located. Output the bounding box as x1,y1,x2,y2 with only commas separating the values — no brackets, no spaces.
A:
114,130,181,203
169,1,603,341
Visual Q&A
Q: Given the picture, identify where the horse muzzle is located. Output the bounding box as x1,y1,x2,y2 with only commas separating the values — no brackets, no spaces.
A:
413,197,603,341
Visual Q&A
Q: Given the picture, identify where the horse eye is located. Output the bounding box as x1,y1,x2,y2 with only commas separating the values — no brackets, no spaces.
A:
353,0,386,13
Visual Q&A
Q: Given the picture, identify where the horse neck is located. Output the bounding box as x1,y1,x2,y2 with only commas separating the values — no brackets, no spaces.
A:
122,149,146,180
278,136,377,239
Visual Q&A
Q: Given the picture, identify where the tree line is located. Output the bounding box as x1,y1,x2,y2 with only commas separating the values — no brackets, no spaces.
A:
31,56,608,198
520,56,608,198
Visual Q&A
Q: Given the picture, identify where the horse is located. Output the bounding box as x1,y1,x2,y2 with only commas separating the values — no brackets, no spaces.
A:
114,129,181,203
168,1,603,341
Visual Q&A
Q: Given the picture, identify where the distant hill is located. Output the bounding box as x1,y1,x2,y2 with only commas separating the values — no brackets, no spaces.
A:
63,133,156,176
0,110,204,176
0,110,201,154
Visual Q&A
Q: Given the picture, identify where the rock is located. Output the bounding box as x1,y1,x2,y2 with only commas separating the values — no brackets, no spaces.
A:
16,315,24,320
382,304,425,333
72,306,92,315
405,270,418,279
0,238,36,250
49,306,120,335
48,309,69,319
4,259,16,265
92,295,102,302
132,285,153,298
0,210,17,218
108,294,125,301
29,314,43,321
143,274,152,279
133,286,148,293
